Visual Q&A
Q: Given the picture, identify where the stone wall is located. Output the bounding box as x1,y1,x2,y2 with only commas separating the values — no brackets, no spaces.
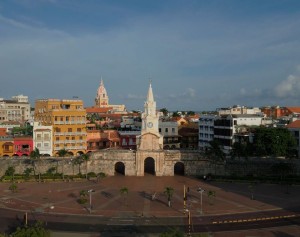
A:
0,152,299,178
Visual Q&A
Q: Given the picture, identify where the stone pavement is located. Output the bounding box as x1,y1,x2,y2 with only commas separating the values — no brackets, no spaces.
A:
0,175,300,236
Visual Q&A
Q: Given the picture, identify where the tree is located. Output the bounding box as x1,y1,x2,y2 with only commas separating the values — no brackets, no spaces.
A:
160,108,169,116
186,111,195,116
159,228,184,237
5,166,15,182
30,148,41,182
57,148,68,180
81,154,90,179
10,221,49,237
9,183,18,193
172,111,181,118
23,168,33,180
207,190,216,205
120,187,129,206
253,127,297,157
164,187,174,207
78,190,88,205
74,156,84,175
205,140,225,176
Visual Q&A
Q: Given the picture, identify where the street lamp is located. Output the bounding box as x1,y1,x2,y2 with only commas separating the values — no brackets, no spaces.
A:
88,189,95,214
197,187,205,214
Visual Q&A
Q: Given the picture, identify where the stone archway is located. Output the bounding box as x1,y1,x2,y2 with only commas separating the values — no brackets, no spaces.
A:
174,162,185,176
115,162,125,175
144,157,155,175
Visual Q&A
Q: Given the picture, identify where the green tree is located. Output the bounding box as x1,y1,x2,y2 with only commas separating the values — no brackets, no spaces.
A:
207,190,216,205
5,166,15,181
205,140,225,176
160,108,169,116
164,186,174,207
57,148,68,180
78,190,88,204
23,168,33,180
253,127,297,157
74,156,84,175
9,183,17,193
187,111,195,116
81,154,90,179
172,111,181,118
30,148,41,182
120,187,129,206
159,228,184,237
10,221,49,237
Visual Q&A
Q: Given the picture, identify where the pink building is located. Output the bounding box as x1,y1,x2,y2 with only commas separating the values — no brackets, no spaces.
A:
13,136,33,156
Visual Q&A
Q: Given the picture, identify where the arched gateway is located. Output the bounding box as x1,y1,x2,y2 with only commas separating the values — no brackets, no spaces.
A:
88,83,206,177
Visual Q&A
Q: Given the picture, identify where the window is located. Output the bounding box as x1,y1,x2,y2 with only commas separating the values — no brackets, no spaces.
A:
68,128,72,132
159,128,161,132
44,143,49,147
37,143,41,148
165,128,168,133
77,128,81,132
56,137,59,141
172,128,175,133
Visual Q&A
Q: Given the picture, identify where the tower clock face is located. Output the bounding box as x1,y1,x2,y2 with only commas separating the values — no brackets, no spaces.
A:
147,122,153,128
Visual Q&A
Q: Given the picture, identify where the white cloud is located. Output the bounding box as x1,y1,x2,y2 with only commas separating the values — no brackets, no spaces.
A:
274,75,300,98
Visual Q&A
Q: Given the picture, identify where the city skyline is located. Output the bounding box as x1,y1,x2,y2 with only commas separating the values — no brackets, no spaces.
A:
1,0,300,111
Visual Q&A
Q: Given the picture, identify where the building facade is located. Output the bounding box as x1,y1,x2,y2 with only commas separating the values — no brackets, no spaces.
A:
0,95,31,123
33,122,53,156
34,99,87,156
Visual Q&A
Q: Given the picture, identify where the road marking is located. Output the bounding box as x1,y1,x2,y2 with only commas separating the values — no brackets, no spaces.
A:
212,214,299,224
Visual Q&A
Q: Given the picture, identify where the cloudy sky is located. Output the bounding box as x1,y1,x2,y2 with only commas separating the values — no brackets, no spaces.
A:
1,0,300,111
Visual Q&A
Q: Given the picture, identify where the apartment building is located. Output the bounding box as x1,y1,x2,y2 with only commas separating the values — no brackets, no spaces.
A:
0,136,14,157
159,121,180,149
217,105,261,116
214,114,263,154
33,122,53,156
34,99,87,156
199,114,216,151
0,95,31,123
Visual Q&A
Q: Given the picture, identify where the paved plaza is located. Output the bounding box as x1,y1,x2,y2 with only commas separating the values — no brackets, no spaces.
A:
0,175,300,236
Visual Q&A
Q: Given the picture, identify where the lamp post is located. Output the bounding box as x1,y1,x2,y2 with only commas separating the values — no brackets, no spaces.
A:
88,189,95,214
197,187,205,214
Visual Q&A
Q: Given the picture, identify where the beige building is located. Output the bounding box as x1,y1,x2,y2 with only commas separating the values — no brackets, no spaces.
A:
0,95,31,123
34,99,87,156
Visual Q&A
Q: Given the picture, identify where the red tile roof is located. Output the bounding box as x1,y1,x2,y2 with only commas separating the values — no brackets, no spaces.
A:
287,120,300,128
286,107,300,113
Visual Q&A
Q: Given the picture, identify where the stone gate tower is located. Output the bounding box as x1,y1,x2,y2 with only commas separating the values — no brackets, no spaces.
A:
136,83,165,176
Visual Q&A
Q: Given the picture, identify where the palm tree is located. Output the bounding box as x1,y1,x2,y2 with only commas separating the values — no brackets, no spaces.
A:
30,147,41,182
207,190,216,205
120,187,129,206
74,156,84,175
164,186,174,207
81,154,90,179
57,148,68,180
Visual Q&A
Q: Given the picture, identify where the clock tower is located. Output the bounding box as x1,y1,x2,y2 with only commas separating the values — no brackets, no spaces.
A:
137,83,163,150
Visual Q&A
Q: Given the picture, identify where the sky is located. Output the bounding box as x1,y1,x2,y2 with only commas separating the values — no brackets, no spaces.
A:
1,0,300,111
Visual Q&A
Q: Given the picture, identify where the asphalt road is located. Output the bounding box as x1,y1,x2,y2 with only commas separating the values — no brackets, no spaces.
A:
1,207,300,236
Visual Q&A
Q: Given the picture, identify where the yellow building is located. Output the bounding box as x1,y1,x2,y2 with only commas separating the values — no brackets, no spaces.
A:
34,99,87,156
0,138,14,157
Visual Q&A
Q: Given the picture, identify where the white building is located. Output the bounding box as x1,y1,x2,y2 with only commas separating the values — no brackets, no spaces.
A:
217,105,261,116
159,121,180,149
214,114,263,154
33,122,53,156
199,114,216,151
0,95,31,123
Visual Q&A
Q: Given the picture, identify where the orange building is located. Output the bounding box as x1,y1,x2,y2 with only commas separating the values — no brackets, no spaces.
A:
34,99,87,156
261,106,300,119
0,137,14,157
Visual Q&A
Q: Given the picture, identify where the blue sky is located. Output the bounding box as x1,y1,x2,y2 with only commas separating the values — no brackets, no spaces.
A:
1,0,300,111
